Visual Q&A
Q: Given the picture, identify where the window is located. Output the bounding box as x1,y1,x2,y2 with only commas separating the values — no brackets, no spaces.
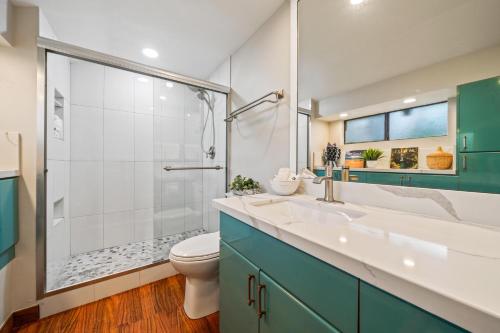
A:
344,114,386,143
389,103,448,140
344,102,448,144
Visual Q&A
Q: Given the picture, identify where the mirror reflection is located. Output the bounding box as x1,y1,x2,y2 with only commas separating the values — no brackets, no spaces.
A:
298,0,500,193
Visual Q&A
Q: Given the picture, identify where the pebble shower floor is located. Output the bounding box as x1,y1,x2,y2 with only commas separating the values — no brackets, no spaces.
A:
47,229,206,291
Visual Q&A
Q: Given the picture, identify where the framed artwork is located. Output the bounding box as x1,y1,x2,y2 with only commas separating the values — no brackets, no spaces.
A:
391,147,418,169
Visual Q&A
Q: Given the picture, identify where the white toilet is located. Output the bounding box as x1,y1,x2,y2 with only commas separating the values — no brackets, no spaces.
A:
169,232,220,319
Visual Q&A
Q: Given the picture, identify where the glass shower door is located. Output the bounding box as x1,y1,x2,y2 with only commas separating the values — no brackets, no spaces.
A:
44,51,227,293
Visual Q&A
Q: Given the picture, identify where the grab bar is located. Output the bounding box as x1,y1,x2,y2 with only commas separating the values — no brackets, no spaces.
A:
225,89,284,122
163,165,224,171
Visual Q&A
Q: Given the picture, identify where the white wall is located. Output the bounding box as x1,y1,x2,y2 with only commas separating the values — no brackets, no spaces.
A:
229,1,291,190
0,5,39,325
318,44,500,119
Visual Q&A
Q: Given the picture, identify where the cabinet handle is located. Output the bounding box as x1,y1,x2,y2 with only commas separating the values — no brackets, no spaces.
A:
258,284,266,318
462,155,467,171
247,274,255,305
463,135,467,150
349,175,359,181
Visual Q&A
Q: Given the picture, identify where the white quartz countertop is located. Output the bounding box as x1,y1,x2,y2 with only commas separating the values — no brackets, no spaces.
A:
0,169,20,179
213,194,500,332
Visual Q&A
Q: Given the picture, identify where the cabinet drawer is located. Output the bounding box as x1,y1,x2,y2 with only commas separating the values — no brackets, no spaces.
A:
220,213,358,333
360,282,468,333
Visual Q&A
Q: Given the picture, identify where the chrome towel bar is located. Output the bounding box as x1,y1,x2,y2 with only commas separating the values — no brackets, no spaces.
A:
225,89,284,122
163,165,224,171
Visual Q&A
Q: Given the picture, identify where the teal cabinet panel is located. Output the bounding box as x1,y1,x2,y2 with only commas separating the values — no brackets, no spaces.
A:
458,76,500,152
365,172,404,186
458,152,500,194
220,213,358,333
360,282,468,333
0,178,19,255
259,271,340,333
407,174,459,190
348,171,366,183
219,241,259,333
0,246,15,270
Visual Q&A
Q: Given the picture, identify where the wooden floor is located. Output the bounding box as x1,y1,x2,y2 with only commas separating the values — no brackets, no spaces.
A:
17,275,219,333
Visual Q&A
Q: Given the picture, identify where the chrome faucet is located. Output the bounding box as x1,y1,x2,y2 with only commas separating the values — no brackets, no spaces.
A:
313,161,343,204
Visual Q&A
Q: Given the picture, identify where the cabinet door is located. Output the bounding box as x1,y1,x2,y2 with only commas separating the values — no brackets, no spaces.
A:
458,152,500,194
360,282,468,333
365,172,404,186
219,241,259,333
458,77,500,152
259,271,340,333
0,178,19,254
407,174,459,190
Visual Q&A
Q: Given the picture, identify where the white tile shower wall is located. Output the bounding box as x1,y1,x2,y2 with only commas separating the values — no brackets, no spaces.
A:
103,109,134,161
103,162,134,214
104,67,134,112
70,105,103,161
103,211,134,248
70,61,104,108
70,215,103,254
69,161,103,218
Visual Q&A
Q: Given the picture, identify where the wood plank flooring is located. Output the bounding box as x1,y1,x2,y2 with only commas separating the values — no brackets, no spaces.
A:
17,274,219,333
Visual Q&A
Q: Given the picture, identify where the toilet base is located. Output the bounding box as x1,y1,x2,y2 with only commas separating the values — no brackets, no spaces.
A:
183,275,219,319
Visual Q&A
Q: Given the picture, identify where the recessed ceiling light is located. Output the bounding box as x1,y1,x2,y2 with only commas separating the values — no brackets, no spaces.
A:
339,113,349,118
403,258,415,268
166,82,174,88
350,0,364,5
339,236,348,243
142,48,158,58
159,96,166,101
137,77,149,83
403,97,416,104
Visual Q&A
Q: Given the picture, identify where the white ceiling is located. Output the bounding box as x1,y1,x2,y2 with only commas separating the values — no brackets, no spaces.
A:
299,0,500,101
17,0,285,81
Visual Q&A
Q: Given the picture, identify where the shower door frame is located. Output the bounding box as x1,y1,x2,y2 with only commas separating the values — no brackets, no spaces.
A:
36,37,231,299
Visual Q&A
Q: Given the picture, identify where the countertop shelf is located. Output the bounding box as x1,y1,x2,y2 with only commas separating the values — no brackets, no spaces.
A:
0,170,20,179
314,166,456,175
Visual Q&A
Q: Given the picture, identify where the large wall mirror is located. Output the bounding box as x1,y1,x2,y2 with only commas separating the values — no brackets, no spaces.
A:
297,0,500,194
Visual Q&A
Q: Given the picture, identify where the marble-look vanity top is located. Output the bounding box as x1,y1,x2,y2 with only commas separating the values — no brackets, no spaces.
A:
0,170,20,179
213,194,500,332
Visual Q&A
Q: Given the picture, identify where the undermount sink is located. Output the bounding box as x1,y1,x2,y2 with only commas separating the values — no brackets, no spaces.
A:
248,198,366,225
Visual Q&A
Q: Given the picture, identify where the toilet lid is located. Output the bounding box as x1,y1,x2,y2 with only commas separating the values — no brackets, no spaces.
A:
170,232,220,259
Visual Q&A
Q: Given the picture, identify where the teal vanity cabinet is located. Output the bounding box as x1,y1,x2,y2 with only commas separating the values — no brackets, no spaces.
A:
0,177,19,269
458,152,500,194
220,212,470,333
220,213,358,333
360,282,467,333
458,76,500,153
220,241,338,333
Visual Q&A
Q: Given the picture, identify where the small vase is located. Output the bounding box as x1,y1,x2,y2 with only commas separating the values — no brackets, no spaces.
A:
366,160,378,168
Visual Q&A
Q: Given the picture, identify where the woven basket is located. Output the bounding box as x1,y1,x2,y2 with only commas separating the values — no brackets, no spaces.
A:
426,146,453,170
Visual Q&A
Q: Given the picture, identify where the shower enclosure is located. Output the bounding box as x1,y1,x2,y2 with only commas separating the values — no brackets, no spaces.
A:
39,43,228,295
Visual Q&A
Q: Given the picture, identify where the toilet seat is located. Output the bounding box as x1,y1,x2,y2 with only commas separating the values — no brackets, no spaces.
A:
170,232,220,262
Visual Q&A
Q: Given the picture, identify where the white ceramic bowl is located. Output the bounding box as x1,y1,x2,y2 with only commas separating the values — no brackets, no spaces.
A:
270,179,301,196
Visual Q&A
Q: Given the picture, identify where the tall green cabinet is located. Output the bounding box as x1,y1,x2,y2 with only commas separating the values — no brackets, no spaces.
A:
458,77,500,153
457,76,500,193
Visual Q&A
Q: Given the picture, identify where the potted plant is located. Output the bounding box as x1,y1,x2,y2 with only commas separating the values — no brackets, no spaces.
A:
362,148,384,168
230,175,261,196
